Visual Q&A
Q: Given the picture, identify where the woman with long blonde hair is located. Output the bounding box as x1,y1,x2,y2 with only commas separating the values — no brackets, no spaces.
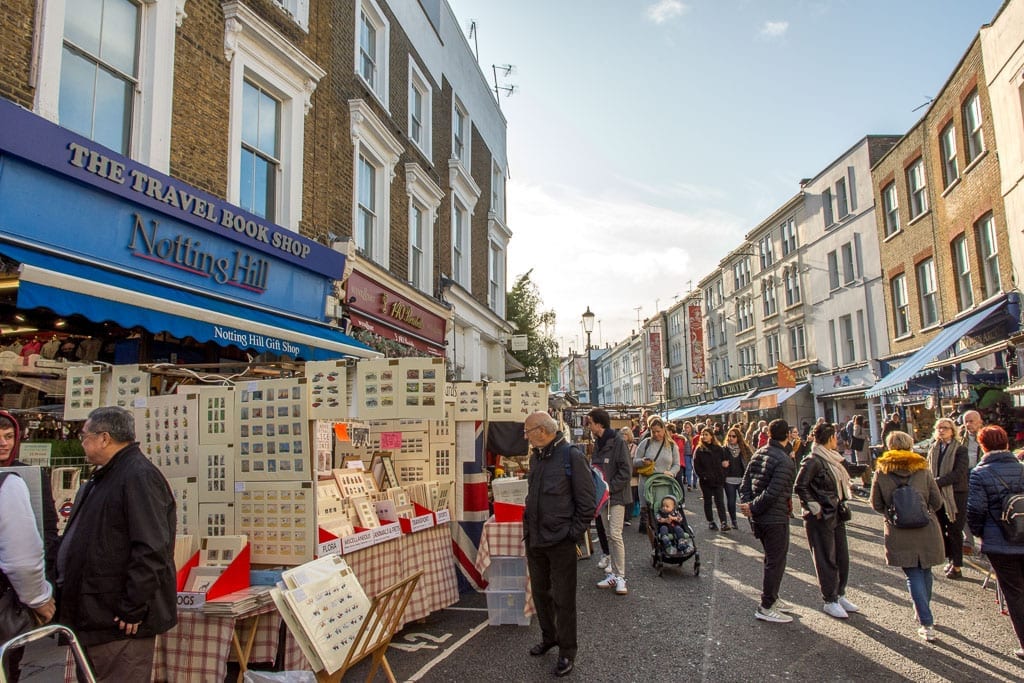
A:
633,416,679,534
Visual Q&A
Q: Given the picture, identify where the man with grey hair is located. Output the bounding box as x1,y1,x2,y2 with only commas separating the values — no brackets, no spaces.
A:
961,410,984,469
57,406,176,681
522,411,596,677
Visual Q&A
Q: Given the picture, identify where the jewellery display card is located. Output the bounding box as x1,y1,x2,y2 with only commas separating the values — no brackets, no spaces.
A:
107,364,150,409
397,357,445,420
305,360,348,420
235,378,310,482
166,476,198,536
454,383,485,420
194,386,236,446
197,444,235,503
356,359,398,420
234,481,314,565
64,365,104,420
198,502,235,537
135,393,199,479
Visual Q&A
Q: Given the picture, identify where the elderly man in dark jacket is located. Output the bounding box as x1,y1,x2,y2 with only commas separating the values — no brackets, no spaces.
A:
588,408,632,594
523,411,596,678
56,406,176,681
740,418,797,624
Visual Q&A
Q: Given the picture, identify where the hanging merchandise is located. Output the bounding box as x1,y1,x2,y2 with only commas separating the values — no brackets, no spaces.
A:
455,383,485,420
64,365,104,420
234,480,314,565
355,357,446,420
166,476,198,536
106,364,150,409
235,377,309,481
305,359,348,420
191,386,236,446
133,393,199,479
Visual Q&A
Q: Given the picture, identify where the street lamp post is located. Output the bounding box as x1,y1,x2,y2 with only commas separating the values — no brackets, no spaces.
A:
582,306,596,405
661,366,671,417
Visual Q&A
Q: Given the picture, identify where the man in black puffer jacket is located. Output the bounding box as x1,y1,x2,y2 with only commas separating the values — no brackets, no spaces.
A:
740,419,797,624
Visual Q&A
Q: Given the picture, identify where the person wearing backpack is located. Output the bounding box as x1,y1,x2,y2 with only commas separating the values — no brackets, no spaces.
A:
870,430,945,642
966,425,1024,660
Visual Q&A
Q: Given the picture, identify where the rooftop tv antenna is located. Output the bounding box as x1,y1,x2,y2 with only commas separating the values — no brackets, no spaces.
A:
466,20,478,60
492,64,517,108
911,96,934,113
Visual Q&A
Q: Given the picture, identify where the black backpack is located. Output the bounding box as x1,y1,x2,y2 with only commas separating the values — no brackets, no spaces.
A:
886,473,931,529
990,468,1024,544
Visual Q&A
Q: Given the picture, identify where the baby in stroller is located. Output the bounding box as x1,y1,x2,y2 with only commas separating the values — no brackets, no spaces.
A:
655,495,692,557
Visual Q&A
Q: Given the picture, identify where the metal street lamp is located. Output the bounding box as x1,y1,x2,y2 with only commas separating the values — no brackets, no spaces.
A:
661,366,671,417
581,306,596,404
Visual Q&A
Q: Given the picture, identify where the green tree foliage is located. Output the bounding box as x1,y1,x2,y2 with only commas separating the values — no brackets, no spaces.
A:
505,270,559,383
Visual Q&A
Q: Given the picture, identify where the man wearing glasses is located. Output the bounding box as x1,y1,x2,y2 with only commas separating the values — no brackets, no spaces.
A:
56,407,176,681
522,411,595,677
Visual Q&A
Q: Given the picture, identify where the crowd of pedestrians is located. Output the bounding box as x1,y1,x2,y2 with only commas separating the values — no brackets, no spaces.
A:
522,408,1024,676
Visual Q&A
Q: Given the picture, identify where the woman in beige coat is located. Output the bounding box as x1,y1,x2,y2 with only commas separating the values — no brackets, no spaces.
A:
870,431,945,642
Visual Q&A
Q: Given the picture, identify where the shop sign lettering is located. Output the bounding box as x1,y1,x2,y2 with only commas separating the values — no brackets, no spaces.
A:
212,326,301,356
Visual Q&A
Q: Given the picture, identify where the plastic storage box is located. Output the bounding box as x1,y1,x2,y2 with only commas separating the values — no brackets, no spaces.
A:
485,556,528,591
485,589,530,626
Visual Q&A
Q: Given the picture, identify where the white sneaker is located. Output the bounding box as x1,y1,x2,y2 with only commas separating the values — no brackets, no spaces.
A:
773,598,797,613
596,574,616,589
614,576,628,595
755,606,793,623
597,554,610,570
917,625,937,641
837,595,860,613
823,602,849,619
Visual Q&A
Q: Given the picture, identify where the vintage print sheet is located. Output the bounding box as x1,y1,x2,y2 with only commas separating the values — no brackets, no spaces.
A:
193,386,236,446
355,359,398,420
235,378,310,482
198,502,235,537
196,443,235,503
305,360,348,420
107,364,150,409
64,365,104,420
166,476,198,537
235,481,315,565
454,383,485,421
398,358,445,420
134,393,199,479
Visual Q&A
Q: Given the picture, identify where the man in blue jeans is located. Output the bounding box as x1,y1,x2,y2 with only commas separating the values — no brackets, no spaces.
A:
739,419,797,623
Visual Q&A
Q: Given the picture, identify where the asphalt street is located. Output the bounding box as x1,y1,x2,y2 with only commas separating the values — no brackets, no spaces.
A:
17,493,1024,682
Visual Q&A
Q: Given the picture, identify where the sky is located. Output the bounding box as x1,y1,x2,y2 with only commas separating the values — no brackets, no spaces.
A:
447,0,1005,354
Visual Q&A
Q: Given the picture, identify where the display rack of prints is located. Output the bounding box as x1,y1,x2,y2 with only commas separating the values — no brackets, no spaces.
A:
270,555,372,674
64,364,104,420
134,393,199,479
356,359,398,419
198,502,235,537
191,386,236,446
235,378,310,481
316,480,355,538
397,357,445,419
167,476,198,536
197,444,235,503
305,360,348,420
350,495,380,529
454,383,485,420
392,456,429,485
235,480,315,565
107,364,150,408
332,469,369,498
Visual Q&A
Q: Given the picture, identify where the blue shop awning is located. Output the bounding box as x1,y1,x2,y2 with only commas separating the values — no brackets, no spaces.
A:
667,404,704,420
5,245,377,361
865,303,1003,398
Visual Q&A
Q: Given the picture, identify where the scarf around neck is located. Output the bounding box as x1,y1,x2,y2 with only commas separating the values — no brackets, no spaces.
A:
931,438,957,516
811,442,851,500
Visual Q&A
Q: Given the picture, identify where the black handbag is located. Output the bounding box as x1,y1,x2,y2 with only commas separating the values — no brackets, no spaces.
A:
837,501,853,522
0,579,35,642
850,435,866,451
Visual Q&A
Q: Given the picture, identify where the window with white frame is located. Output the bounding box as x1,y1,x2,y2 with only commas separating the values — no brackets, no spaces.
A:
407,59,431,157
738,344,758,375
940,122,959,187
716,280,724,305
733,257,751,289
759,235,774,269
706,319,716,348
452,199,469,286
765,333,781,366
239,80,280,220
839,314,855,364
704,286,714,313
789,324,805,360
822,187,834,226
762,278,777,317
841,241,856,284
405,161,442,294
827,251,840,290
916,258,938,328
976,213,1001,298
272,0,309,30
488,240,504,313
356,154,378,256
891,274,910,337
356,0,389,106
410,203,425,288
721,355,731,382
963,89,984,163
828,319,838,366
491,161,505,222
907,158,928,219
59,0,140,155
784,267,801,306
882,182,900,236
452,98,469,166
223,3,325,231
952,235,974,311
718,314,725,341
736,299,754,332
781,218,797,255
836,177,849,219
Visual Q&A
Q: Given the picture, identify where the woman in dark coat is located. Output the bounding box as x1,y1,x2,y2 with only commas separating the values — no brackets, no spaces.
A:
722,427,753,530
927,417,969,579
967,425,1024,660
693,428,729,531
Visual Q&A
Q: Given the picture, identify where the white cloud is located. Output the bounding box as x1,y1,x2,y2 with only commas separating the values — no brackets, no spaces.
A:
759,20,789,38
646,0,688,24
506,181,743,352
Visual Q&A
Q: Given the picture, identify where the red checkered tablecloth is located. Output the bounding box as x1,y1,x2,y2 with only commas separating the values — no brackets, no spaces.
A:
474,515,534,616
345,537,403,602
401,524,459,624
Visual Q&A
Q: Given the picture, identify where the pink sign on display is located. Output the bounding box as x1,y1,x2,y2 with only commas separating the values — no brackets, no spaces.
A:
380,432,403,450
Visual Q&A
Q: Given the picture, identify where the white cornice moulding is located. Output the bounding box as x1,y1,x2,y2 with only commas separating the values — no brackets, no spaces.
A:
349,99,404,180
448,159,481,211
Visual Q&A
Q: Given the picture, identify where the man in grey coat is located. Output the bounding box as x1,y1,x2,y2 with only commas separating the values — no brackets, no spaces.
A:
740,419,797,623
588,408,632,594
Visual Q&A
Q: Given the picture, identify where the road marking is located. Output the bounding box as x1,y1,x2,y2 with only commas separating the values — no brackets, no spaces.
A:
405,619,490,681
389,631,454,652
699,540,720,683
